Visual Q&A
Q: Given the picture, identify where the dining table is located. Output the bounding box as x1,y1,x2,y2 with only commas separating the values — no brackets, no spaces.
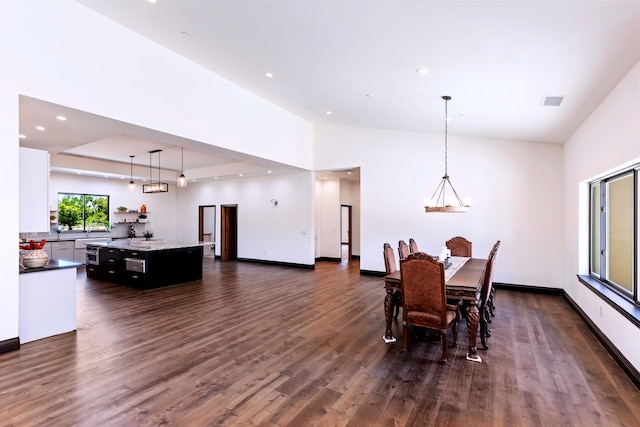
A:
383,256,487,363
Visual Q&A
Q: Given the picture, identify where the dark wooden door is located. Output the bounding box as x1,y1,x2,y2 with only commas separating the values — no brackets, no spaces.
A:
221,205,237,260
341,205,352,261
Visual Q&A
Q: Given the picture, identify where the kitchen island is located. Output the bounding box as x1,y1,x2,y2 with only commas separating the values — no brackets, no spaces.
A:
86,240,204,289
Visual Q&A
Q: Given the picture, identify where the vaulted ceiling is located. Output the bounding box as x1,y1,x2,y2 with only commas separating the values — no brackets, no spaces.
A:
19,1,640,181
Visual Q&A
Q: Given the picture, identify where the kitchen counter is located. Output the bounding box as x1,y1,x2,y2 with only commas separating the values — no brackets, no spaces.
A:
87,239,206,251
19,258,82,274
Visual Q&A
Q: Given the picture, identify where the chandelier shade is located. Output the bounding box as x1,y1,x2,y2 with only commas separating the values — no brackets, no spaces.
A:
142,149,169,193
424,96,471,213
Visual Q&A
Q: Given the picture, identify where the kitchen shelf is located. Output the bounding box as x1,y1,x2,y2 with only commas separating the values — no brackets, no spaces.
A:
113,211,150,224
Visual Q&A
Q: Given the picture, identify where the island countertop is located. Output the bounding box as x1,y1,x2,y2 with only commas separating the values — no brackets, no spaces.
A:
86,239,205,251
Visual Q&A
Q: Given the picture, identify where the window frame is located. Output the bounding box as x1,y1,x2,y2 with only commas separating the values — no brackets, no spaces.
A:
57,192,111,232
588,166,638,307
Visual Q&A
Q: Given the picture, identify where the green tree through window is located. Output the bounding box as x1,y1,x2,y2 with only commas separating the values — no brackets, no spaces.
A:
58,193,110,232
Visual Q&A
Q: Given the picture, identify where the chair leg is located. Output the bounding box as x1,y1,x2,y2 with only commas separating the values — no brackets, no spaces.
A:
489,289,496,316
480,305,489,350
440,330,448,364
452,321,459,346
402,321,408,351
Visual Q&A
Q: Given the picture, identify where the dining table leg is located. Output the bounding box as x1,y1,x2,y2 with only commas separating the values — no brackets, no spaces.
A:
465,300,482,362
383,289,396,343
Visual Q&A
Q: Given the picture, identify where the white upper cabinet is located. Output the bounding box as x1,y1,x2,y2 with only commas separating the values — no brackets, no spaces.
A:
19,147,50,232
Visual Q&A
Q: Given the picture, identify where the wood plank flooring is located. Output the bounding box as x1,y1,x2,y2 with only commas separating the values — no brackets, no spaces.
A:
1,259,638,426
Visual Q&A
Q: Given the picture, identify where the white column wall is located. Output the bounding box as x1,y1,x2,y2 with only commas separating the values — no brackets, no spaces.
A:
314,125,564,286
0,1,312,343
563,61,640,371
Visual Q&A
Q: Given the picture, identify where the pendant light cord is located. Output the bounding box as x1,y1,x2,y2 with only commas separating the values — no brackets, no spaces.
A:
443,95,450,178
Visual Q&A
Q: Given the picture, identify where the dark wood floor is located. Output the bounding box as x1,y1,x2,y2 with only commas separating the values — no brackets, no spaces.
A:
1,259,639,426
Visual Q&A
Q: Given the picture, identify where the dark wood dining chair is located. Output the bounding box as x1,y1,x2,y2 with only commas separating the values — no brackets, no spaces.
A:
383,243,401,319
488,240,501,317
409,238,419,253
479,246,499,350
398,240,410,260
446,236,472,257
400,252,460,364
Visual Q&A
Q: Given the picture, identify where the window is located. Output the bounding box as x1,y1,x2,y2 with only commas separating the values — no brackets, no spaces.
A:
57,193,110,232
589,166,638,305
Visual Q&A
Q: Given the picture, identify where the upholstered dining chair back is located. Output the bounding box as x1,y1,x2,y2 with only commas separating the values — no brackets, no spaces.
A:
400,252,460,363
409,238,419,253
383,242,397,274
446,236,472,257
398,240,410,260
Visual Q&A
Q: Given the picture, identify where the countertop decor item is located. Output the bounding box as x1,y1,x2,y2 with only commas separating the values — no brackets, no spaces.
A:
20,239,49,268
143,230,154,240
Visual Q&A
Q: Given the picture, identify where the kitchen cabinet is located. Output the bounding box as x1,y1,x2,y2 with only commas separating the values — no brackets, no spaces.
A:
19,147,49,232
51,241,74,261
19,261,79,343
86,241,203,289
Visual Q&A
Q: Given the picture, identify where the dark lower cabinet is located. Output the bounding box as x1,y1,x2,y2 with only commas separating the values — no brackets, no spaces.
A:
86,246,203,289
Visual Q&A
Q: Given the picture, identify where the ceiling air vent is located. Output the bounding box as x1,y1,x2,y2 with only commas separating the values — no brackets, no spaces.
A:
542,96,564,107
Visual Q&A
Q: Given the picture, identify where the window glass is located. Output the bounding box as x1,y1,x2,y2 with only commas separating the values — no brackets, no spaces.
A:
58,193,110,232
607,174,633,293
590,183,600,275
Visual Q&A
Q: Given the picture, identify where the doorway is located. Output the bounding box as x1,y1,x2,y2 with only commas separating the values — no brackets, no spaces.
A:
221,205,238,260
198,205,215,257
341,205,352,261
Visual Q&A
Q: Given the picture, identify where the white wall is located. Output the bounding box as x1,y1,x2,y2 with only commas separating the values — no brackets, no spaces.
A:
49,173,177,240
314,124,564,287
1,1,312,344
175,172,315,265
315,179,342,258
563,61,640,371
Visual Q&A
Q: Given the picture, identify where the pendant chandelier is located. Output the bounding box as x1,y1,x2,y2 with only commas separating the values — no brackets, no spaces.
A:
424,96,471,213
142,149,169,193
177,147,187,188
127,155,136,192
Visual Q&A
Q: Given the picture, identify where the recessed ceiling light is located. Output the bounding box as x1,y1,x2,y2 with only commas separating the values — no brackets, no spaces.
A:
56,115,67,121
35,126,45,131
267,170,272,174
416,67,430,75
265,72,273,78
326,110,332,115
148,0,156,3
214,177,218,180
239,173,243,177
18,134,26,139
